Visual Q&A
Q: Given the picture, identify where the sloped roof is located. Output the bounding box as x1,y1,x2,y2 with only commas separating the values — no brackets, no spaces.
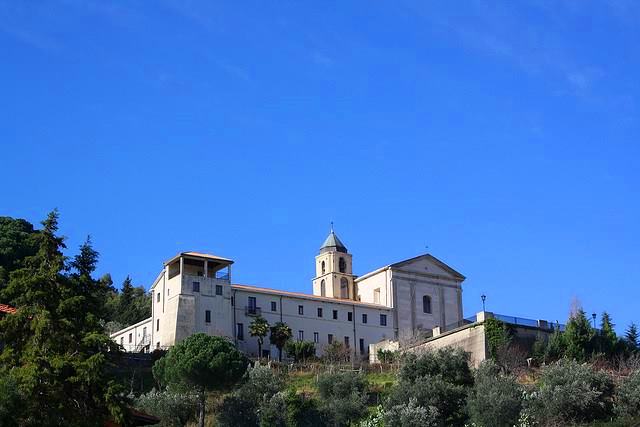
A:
320,231,348,253
356,253,466,282
390,253,466,280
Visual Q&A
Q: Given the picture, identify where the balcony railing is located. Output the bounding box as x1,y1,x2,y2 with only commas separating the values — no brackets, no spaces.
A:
245,306,262,317
216,271,230,281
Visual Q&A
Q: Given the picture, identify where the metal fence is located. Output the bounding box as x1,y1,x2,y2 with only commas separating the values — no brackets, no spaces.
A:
492,313,566,331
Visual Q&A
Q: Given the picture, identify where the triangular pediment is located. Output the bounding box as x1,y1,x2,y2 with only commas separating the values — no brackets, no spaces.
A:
390,254,465,281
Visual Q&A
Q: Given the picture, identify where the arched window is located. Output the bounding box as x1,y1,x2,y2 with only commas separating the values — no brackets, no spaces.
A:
321,261,326,274
320,279,326,297
422,295,432,314
340,278,349,299
339,257,346,273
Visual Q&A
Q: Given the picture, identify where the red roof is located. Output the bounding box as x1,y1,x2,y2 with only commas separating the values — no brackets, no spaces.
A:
0,304,17,314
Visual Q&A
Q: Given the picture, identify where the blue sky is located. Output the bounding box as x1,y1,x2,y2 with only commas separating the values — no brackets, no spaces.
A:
1,1,639,332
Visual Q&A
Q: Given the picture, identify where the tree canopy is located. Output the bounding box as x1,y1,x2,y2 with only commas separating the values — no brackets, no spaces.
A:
153,333,248,427
0,210,128,426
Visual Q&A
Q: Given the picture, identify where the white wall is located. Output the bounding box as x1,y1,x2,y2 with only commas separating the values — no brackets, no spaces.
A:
110,317,153,352
232,288,394,360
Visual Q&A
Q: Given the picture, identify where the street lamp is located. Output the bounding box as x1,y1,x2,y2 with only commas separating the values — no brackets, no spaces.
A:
592,312,597,328
481,294,486,312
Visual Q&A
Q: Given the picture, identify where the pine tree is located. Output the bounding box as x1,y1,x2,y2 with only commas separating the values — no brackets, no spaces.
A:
626,323,639,351
598,311,618,357
0,211,128,426
564,309,594,362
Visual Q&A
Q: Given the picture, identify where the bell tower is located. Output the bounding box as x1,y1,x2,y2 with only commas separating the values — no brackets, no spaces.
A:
312,225,356,300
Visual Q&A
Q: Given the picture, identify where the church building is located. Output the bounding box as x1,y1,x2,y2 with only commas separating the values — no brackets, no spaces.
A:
110,229,466,360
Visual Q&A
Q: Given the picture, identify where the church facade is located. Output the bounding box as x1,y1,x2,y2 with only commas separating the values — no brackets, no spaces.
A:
110,230,466,360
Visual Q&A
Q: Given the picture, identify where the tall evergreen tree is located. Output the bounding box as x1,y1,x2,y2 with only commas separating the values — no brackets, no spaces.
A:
0,216,39,289
0,211,128,426
598,312,618,356
114,275,151,327
626,323,639,351
564,309,594,362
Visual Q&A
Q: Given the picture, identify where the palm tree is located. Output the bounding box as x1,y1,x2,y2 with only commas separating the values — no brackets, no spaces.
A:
269,321,292,362
249,316,270,358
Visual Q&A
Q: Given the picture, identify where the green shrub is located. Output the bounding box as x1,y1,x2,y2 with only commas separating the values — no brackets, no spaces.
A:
217,393,260,427
217,366,285,427
383,398,439,427
615,370,640,419
398,347,473,386
283,391,324,427
285,341,316,363
241,365,285,401
259,392,289,427
317,371,369,426
386,375,468,426
389,348,473,426
134,388,198,427
527,359,614,425
466,360,523,427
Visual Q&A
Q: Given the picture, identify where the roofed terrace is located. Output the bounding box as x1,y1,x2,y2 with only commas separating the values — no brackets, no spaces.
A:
165,251,233,282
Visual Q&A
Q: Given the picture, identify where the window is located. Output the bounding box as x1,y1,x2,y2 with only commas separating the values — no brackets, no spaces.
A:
248,296,257,309
347,311,353,322
192,281,200,292
157,292,160,302
205,310,211,323
320,279,326,297
339,257,346,273
298,330,304,341
215,285,223,295
321,260,326,274
374,288,380,304
129,333,132,343
359,338,365,354
422,295,432,314
167,288,170,295
143,327,147,337
380,314,387,326
313,332,319,343
362,313,368,324
120,337,124,346
156,342,160,349
340,278,349,298
237,323,244,341
333,310,338,320
271,301,277,312
156,319,160,331
344,336,350,347
298,305,304,315
328,334,333,344
317,307,323,317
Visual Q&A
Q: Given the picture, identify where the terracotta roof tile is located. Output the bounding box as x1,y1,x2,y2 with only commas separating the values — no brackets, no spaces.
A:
0,304,17,314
